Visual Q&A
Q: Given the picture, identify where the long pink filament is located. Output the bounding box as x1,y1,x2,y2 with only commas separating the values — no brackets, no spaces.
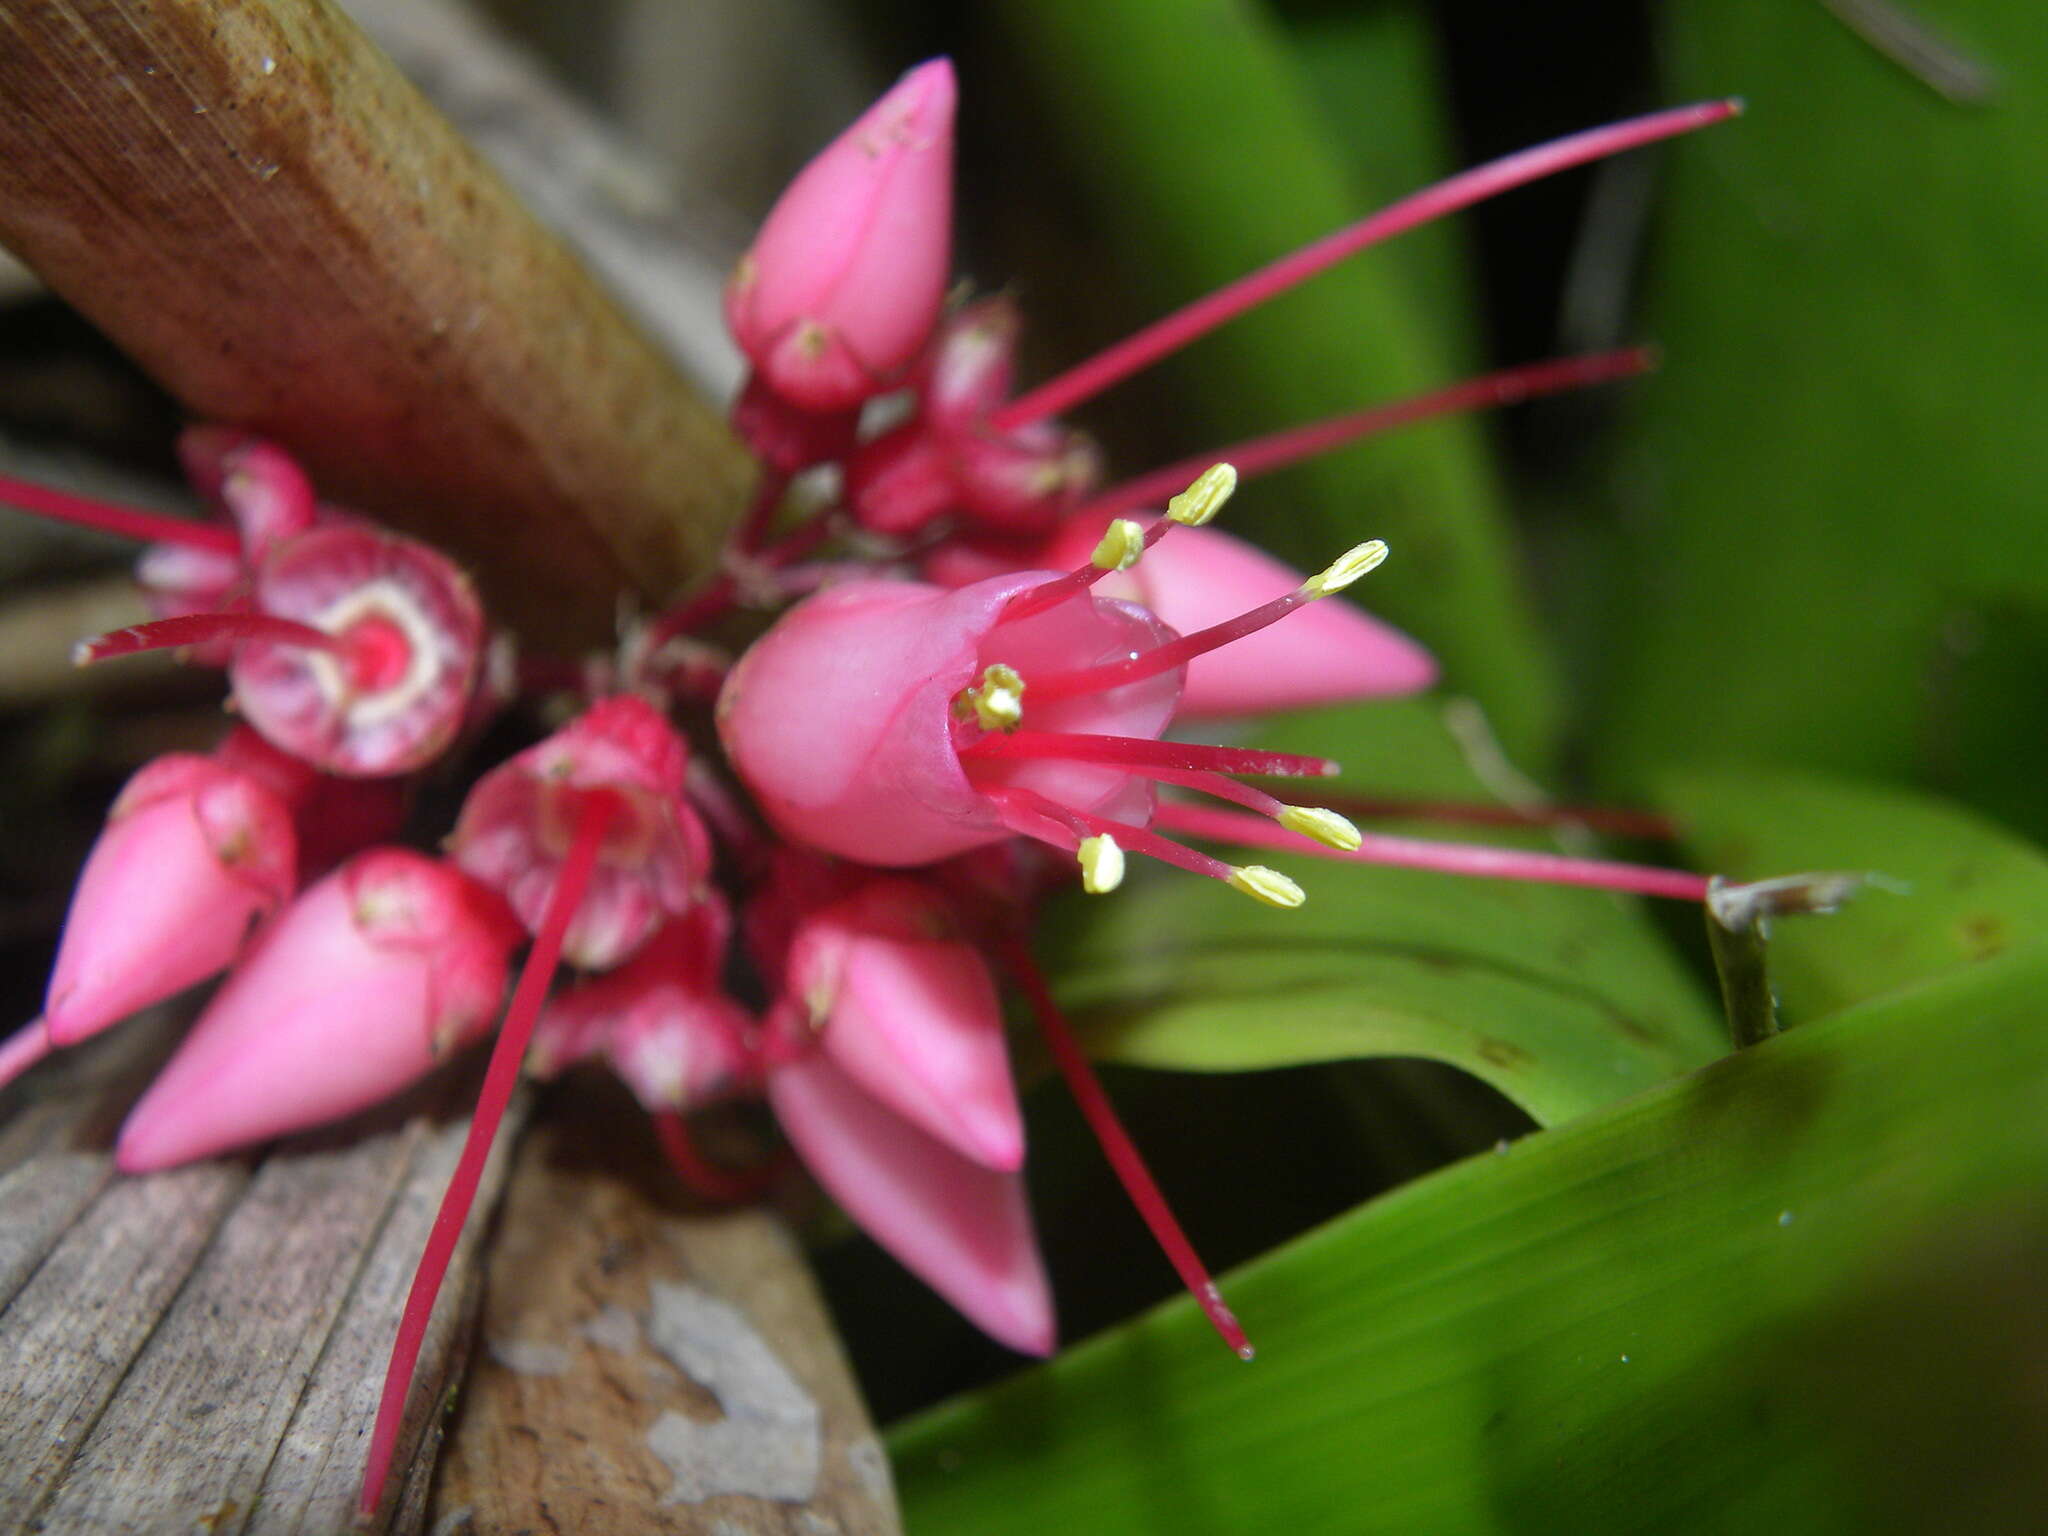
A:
359,794,615,1518
1155,801,1711,901
1001,938,1251,1360
0,472,242,555
961,730,1336,778
1075,347,1656,522
992,101,1738,432
989,786,1234,882
1028,587,1312,703
75,611,345,665
1316,792,1677,841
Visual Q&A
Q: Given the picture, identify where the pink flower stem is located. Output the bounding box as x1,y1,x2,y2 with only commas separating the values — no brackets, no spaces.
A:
960,730,1337,778
731,470,793,556
0,472,242,555
358,795,615,1519
1000,937,1252,1360
1028,588,1312,703
651,1110,783,1204
0,1018,52,1094
641,507,833,649
989,786,1234,882
1154,801,1712,901
992,101,1737,433
999,516,1184,624
74,610,346,666
1315,792,1677,841
1075,347,1657,522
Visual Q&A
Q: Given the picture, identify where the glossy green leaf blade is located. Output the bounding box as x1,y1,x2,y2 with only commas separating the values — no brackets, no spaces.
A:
987,0,1558,763
894,946,2048,1536
1592,0,2048,838
1050,699,1722,1126
1663,766,2048,1022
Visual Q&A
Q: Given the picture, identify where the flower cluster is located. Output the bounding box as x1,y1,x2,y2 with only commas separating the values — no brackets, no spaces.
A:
0,59,1739,1516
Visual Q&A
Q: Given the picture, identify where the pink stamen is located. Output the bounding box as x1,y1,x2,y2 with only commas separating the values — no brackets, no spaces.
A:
1075,347,1656,523
1001,938,1251,1360
1138,768,1287,819
989,786,1235,883
652,1110,784,1204
1028,586,1314,704
0,472,242,555
74,611,347,666
992,101,1739,432
1316,792,1678,841
0,1018,52,1094
359,795,615,1519
1154,801,1712,901
961,730,1336,778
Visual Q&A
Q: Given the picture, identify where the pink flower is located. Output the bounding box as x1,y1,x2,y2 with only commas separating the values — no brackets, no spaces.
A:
725,58,957,414
451,695,712,970
42,752,296,1053
115,848,520,1172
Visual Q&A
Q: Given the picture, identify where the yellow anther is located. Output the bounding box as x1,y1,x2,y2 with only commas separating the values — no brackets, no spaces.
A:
956,662,1025,732
1227,865,1305,909
1304,539,1389,598
1278,805,1362,852
1078,834,1125,894
1091,518,1147,571
1166,462,1237,526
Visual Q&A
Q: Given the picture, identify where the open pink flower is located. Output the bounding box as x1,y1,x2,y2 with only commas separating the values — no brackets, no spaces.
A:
451,695,712,970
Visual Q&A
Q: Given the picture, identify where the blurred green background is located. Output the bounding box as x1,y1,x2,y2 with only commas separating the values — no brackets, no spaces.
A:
1,0,2040,1530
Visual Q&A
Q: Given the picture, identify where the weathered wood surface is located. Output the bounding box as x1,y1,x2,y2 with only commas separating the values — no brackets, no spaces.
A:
0,0,752,647
0,1015,523,1535
427,1086,901,1535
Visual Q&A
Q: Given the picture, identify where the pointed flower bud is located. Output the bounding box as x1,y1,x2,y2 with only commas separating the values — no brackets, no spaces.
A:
43,753,296,1051
451,695,712,971
725,58,957,413
781,876,1023,1171
230,524,484,776
768,1051,1053,1356
115,849,520,1171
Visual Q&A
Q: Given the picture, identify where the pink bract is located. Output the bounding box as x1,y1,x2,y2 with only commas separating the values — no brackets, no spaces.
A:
115,848,519,1172
717,573,1180,866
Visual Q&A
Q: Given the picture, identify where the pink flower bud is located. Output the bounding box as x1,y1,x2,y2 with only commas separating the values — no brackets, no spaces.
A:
924,296,1021,430
718,574,1179,866
43,753,296,1050
1041,515,1437,717
769,1051,1053,1355
730,373,862,476
451,696,712,971
725,59,957,412
949,420,1101,536
782,876,1022,1170
210,724,410,879
844,421,957,536
115,849,520,1172
230,524,485,776
530,901,753,1111
178,428,317,563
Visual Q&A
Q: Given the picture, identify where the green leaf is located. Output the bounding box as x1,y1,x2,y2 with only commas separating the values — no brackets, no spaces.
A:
1591,0,2048,840
893,945,2048,1535
987,0,1558,763
1663,766,2048,1022
1046,699,1722,1126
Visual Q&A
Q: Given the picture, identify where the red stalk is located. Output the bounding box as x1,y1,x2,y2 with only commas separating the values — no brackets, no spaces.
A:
961,730,1336,779
1001,938,1251,1360
1075,347,1656,522
74,611,346,665
1028,588,1312,703
1313,792,1677,841
992,102,1738,432
358,795,614,1518
1154,801,1712,901
989,786,1234,882
0,472,242,555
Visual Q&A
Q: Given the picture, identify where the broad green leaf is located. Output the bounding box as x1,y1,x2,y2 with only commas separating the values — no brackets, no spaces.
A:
1663,766,2048,1022
1047,698,1722,1126
987,0,1557,763
1592,0,2048,839
894,945,2048,1536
